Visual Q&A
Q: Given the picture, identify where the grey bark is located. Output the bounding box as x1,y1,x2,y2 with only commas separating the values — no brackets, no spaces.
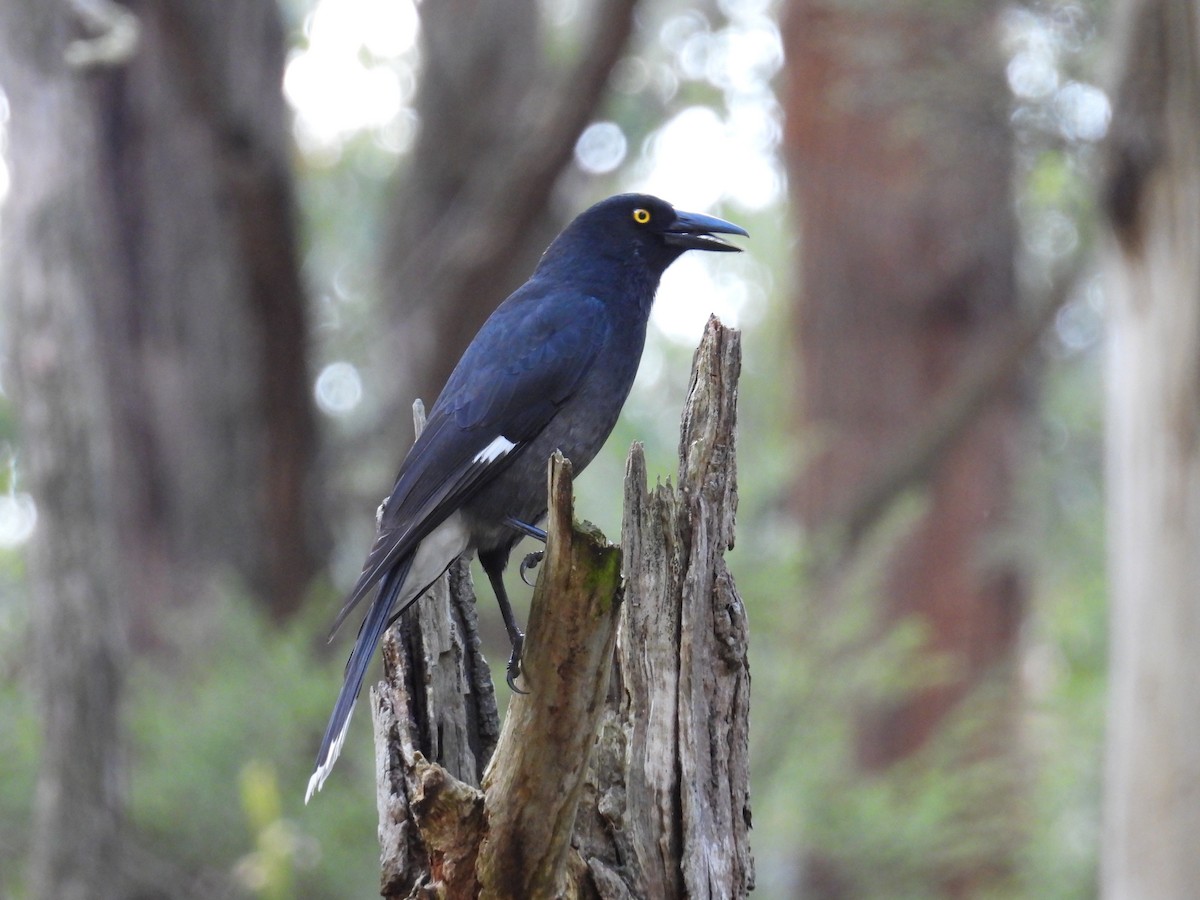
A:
574,319,753,899
1101,0,1200,895
372,318,752,898
373,402,500,895
0,3,128,895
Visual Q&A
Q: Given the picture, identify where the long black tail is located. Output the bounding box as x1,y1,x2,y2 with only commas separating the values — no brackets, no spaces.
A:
305,554,414,803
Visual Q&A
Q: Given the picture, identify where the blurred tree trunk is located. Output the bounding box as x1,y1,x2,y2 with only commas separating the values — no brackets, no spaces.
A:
1101,0,1200,895
375,0,639,421
782,0,1026,893
0,0,314,893
0,5,130,896
2,0,319,637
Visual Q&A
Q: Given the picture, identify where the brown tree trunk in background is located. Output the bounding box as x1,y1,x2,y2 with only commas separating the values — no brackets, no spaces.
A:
376,0,640,419
1101,0,1200,895
107,0,319,626
3,0,319,637
782,0,1025,892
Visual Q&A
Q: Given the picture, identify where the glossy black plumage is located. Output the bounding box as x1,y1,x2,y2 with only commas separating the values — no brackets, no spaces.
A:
306,193,746,801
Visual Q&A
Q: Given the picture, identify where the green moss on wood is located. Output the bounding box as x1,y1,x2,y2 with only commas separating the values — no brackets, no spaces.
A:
570,520,622,614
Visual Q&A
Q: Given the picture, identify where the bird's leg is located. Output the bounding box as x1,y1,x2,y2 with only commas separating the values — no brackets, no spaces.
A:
503,516,547,586
478,547,528,694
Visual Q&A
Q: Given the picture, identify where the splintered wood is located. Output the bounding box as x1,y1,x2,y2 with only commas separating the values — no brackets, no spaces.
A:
373,317,752,899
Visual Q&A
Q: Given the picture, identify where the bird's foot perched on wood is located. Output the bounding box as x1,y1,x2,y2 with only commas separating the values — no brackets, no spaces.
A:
520,551,544,586
506,632,527,694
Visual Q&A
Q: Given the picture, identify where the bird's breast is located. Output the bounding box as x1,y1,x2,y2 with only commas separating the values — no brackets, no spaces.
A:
463,315,648,548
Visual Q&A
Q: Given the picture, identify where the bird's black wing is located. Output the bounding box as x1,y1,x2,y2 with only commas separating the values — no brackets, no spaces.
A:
327,292,609,637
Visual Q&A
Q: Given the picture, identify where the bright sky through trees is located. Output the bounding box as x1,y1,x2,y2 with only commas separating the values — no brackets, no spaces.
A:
283,0,783,363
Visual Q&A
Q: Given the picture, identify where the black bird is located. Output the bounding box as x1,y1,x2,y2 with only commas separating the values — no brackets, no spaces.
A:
306,193,746,801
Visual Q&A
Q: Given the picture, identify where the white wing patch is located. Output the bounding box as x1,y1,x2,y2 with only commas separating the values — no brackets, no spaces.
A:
473,435,516,464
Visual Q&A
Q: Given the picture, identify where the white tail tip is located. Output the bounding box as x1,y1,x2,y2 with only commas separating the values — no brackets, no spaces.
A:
304,702,355,804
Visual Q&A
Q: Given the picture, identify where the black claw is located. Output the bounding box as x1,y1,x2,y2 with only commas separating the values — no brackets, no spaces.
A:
520,550,545,586
506,633,528,694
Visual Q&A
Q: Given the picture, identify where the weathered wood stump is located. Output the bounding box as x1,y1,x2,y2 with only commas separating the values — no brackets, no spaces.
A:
372,316,753,898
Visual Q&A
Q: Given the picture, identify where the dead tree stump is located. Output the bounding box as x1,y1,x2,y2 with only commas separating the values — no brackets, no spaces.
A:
371,316,753,898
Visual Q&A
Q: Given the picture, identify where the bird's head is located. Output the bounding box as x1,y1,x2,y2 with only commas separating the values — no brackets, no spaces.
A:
545,193,748,278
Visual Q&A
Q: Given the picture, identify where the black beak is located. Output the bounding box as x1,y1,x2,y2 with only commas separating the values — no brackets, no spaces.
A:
663,209,749,253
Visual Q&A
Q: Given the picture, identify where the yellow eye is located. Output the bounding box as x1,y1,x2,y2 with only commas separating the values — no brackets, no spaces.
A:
632,208,651,225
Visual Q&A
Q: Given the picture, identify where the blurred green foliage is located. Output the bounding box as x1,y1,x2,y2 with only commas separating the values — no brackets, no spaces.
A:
0,584,385,897
746,345,1108,895
0,590,37,898
125,592,382,899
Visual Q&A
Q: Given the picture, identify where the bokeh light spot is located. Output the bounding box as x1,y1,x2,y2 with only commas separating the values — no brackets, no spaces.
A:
315,361,364,416
574,122,628,175
0,492,36,548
